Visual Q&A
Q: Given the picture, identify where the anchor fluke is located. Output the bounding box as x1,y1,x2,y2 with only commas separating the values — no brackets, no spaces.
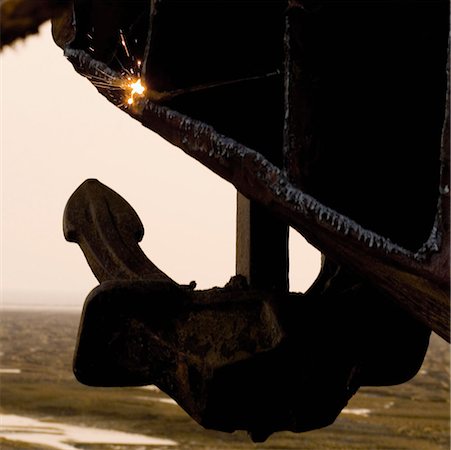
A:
63,178,175,284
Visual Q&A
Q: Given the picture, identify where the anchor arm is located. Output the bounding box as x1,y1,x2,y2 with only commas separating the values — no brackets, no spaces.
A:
63,178,176,284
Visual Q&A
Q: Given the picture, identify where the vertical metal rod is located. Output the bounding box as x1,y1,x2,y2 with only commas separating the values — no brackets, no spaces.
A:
283,9,311,190
235,9,296,293
236,193,289,292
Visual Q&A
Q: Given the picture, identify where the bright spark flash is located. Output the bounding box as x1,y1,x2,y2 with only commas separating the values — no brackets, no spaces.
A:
126,78,145,105
120,30,130,57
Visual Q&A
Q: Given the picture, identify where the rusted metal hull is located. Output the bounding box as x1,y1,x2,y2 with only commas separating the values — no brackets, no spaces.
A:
47,0,451,441
53,0,449,339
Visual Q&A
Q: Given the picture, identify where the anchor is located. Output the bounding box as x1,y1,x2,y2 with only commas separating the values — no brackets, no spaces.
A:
64,178,430,442
0,0,446,441
56,0,447,441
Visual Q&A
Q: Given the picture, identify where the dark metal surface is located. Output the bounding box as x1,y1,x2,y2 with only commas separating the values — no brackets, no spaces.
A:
65,180,430,441
53,0,449,339
64,179,175,284
0,0,70,49
48,0,450,441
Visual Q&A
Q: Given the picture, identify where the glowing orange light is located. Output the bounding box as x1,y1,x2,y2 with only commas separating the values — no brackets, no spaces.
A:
126,78,145,106
130,79,145,96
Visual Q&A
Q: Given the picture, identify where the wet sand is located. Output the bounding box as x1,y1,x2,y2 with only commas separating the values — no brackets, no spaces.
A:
0,310,449,449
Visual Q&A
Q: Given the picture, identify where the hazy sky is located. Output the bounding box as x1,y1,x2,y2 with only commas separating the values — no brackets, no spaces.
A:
1,23,320,308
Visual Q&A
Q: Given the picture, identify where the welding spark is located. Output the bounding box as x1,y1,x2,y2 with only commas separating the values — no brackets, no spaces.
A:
89,28,271,109
119,30,130,58
86,25,279,111
86,29,146,108
126,78,146,105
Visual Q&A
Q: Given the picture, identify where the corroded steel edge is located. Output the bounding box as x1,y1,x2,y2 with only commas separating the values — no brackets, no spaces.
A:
62,39,449,339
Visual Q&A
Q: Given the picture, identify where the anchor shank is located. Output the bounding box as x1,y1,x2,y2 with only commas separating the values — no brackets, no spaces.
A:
236,193,289,291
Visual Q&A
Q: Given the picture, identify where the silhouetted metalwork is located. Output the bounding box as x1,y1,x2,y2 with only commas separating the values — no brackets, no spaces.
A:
49,0,450,441
65,179,430,442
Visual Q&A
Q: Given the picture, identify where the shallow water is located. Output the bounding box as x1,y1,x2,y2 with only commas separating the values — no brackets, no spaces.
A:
0,414,177,449
0,369,21,374
341,408,371,417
